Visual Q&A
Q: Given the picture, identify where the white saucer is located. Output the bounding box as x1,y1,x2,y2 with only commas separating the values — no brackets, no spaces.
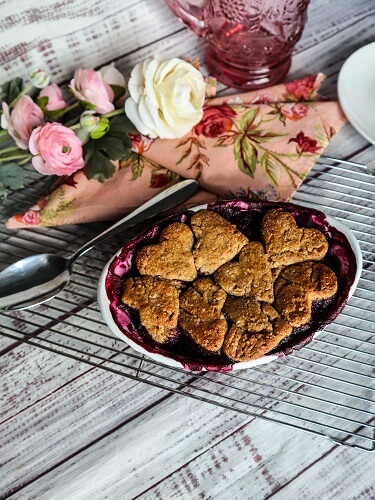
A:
338,42,375,145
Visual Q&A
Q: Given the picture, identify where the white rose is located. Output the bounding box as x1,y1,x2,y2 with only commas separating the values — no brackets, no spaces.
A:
99,62,126,89
125,55,206,139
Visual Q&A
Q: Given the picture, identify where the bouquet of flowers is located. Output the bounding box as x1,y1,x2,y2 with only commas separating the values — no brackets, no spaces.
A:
0,56,207,198
2,58,347,229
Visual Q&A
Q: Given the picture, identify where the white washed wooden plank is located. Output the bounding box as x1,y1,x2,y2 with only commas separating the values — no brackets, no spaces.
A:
0,1,374,499
269,444,375,500
0,356,195,496
0,0,183,82
139,420,375,499
10,397,375,500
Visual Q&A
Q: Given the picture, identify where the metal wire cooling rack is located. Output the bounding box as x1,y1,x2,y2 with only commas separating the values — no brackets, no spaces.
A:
0,158,374,451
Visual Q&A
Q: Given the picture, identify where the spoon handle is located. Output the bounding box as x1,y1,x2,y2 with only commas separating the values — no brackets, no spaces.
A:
68,179,199,264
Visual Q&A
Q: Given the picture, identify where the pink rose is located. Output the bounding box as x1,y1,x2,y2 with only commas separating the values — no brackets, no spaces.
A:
280,103,309,121
1,95,44,149
29,123,84,176
39,83,68,111
194,104,236,138
69,68,115,114
284,76,319,101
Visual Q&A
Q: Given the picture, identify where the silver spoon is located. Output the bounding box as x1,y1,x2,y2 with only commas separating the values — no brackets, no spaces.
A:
0,179,198,311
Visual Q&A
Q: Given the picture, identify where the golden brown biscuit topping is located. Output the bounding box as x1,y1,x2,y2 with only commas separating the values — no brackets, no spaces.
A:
262,209,328,268
274,261,338,327
121,208,339,363
179,278,228,353
136,222,197,282
223,297,292,361
121,276,180,344
214,241,274,302
191,210,249,274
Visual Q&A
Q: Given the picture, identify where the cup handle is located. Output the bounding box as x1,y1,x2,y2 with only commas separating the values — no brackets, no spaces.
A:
164,0,208,37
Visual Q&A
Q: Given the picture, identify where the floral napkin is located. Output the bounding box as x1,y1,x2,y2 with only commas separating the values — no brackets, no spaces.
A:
6,74,346,229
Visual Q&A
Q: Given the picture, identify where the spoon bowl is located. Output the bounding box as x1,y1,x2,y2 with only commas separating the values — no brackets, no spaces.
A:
0,179,198,311
0,255,71,310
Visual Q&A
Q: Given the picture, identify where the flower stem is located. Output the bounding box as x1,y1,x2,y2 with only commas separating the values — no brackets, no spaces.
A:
0,154,31,162
55,101,80,118
18,155,33,166
102,109,124,119
9,83,34,109
0,145,23,156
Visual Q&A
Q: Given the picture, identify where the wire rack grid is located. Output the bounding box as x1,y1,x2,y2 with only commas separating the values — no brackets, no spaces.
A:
0,160,374,451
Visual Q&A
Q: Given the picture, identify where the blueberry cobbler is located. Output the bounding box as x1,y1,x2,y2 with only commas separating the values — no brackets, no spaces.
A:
105,201,358,371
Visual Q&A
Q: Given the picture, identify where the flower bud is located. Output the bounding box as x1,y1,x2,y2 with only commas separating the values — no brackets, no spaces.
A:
80,110,99,132
90,116,110,139
81,111,110,139
100,63,126,102
99,62,126,89
29,68,51,89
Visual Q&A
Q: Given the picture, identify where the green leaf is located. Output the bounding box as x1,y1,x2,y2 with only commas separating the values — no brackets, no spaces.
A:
1,77,23,103
110,84,126,101
0,162,25,197
239,107,259,133
260,151,282,186
127,153,144,181
109,115,137,135
97,136,128,159
314,119,329,148
234,136,258,177
0,183,6,198
248,129,287,143
83,149,116,182
37,96,49,110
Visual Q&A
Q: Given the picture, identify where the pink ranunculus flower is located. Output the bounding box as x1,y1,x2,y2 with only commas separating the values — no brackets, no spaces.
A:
69,68,115,114
39,83,68,112
1,95,44,149
29,123,85,176
280,103,309,121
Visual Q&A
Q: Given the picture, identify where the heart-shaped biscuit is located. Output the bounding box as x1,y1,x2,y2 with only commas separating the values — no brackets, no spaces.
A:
136,222,197,281
223,297,292,361
214,241,274,302
191,210,249,275
122,276,180,343
261,209,328,268
179,277,228,353
274,261,338,327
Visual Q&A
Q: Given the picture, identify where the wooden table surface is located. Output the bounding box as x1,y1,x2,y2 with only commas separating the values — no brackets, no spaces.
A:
1,1,375,498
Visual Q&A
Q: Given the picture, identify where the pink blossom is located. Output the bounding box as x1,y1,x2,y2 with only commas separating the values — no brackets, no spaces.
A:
39,83,68,111
250,92,277,104
129,133,153,154
69,68,115,114
29,123,84,176
284,75,319,101
289,131,321,154
1,95,44,149
280,103,309,121
22,208,41,225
